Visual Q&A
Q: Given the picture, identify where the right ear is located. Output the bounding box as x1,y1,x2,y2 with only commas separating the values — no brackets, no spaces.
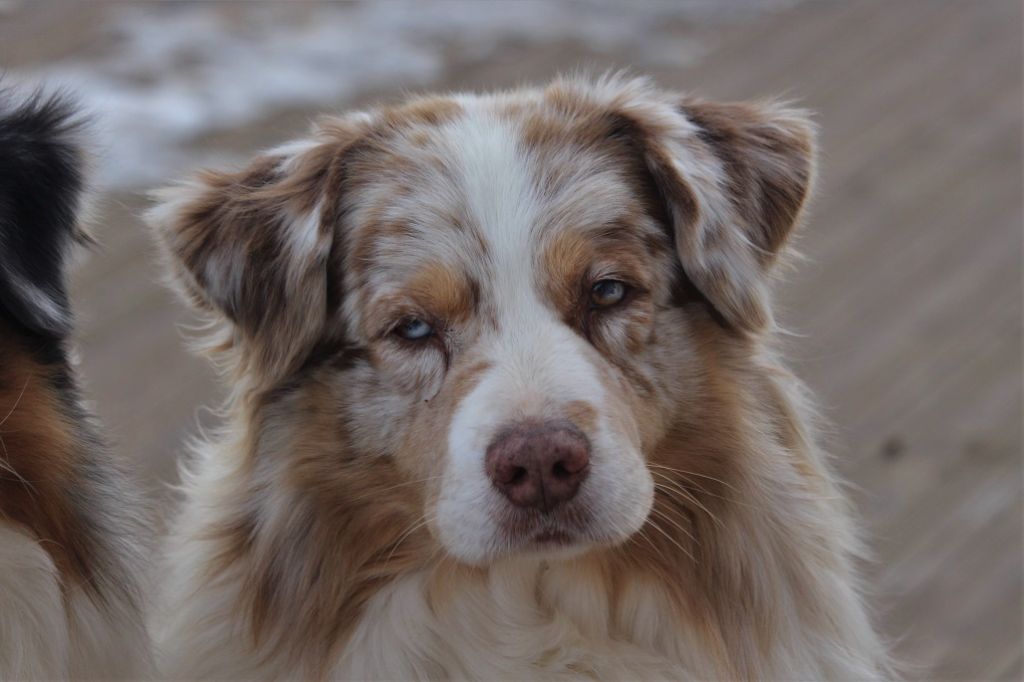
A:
147,120,364,381
546,75,815,333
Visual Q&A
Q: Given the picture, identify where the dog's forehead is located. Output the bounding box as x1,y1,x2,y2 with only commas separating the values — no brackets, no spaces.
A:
342,94,656,294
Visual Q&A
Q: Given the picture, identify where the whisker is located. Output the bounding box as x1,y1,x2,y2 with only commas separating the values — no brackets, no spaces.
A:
669,478,769,513
635,530,666,563
382,513,436,566
643,517,697,565
604,515,663,562
0,433,37,501
646,463,741,494
371,475,445,496
647,504,697,545
0,377,30,428
652,466,839,512
651,473,725,530
424,542,449,570
651,471,710,504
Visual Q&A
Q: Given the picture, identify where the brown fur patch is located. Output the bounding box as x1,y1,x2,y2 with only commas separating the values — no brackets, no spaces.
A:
397,356,493,488
400,262,478,327
563,400,597,434
605,315,755,677
207,377,438,675
0,327,92,590
384,96,463,128
681,99,814,264
203,354,492,673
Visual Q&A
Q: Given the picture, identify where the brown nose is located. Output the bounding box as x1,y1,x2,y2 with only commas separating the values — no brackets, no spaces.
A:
485,419,590,512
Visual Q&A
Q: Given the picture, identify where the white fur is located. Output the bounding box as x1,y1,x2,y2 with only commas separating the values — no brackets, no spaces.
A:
0,266,70,332
0,523,153,680
66,587,152,680
0,522,153,675
0,524,70,681
152,443,266,679
333,564,690,680
283,204,324,264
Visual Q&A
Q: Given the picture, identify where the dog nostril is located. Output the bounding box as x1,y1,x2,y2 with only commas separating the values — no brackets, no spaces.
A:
551,461,570,479
508,466,528,485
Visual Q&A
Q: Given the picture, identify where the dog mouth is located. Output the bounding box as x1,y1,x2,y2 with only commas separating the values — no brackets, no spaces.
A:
497,505,598,554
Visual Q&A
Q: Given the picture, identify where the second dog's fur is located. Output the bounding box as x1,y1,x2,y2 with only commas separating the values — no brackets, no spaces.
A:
0,92,151,680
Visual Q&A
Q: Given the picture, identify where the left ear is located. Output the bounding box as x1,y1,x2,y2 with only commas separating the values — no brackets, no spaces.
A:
147,120,363,382
590,78,816,332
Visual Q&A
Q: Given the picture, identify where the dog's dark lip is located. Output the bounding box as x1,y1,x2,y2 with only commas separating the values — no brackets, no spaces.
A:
492,501,596,555
500,503,591,540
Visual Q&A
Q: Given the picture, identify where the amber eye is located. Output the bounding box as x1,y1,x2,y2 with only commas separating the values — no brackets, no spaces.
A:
590,279,627,308
394,317,434,341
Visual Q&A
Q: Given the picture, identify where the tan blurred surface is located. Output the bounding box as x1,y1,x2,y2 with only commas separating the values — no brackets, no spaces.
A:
3,1,1020,679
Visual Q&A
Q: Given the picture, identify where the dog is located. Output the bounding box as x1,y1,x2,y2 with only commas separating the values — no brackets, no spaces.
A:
0,91,152,679
149,74,892,680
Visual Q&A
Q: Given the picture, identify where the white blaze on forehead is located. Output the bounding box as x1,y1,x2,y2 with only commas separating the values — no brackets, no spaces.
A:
439,102,614,406
439,104,541,317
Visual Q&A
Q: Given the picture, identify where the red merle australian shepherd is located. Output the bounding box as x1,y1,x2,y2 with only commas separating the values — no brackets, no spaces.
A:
147,75,892,680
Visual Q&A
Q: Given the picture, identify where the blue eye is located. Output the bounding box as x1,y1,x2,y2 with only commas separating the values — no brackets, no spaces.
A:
394,317,434,341
590,280,627,308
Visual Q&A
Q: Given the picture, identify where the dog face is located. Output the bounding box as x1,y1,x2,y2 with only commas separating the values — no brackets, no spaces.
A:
340,103,681,563
152,76,813,566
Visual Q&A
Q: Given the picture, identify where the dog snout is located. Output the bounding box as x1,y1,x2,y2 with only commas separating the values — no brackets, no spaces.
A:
485,419,590,512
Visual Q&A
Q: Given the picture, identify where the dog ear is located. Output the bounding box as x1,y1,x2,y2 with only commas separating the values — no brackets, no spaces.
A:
0,91,87,339
669,98,815,331
148,121,363,381
583,78,816,332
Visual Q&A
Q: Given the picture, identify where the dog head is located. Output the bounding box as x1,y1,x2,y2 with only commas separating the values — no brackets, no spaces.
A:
151,75,814,567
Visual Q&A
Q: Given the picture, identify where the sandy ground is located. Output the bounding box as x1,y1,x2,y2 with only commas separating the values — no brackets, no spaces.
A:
1,1,1021,679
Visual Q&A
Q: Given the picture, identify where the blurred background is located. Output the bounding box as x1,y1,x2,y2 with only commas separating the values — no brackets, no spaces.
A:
2,1,1020,679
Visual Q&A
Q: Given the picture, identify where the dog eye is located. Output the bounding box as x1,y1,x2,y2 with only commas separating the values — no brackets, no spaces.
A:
394,317,434,341
590,280,627,308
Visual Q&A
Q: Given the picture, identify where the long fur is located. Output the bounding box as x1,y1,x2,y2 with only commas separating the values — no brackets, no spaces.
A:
150,75,893,680
0,90,153,680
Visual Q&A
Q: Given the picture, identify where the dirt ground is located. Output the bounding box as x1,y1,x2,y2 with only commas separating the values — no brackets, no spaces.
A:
2,1,1021,679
